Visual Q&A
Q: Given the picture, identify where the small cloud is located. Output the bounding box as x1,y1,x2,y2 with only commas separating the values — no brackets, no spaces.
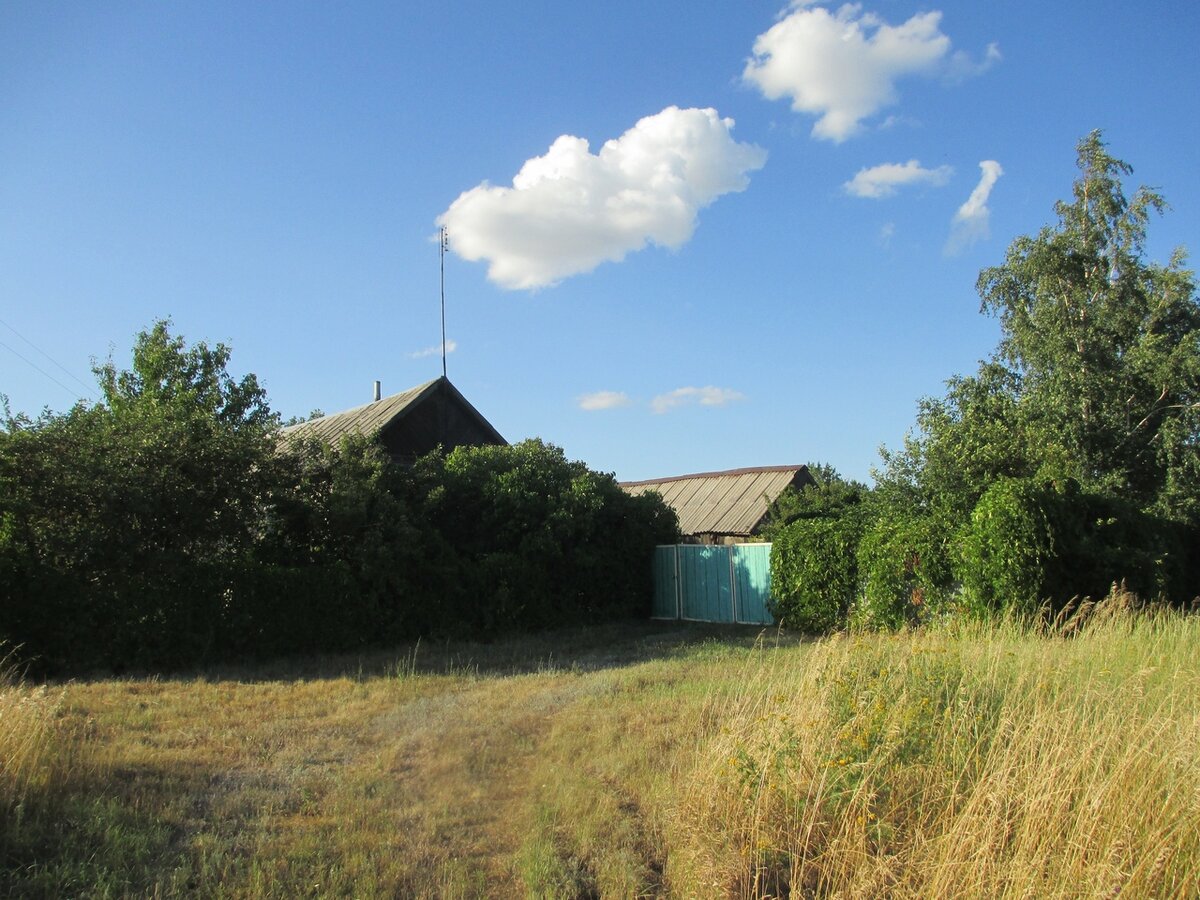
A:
844,159,953,198
946,160,1003,255
408,340,457,360
651,385,745,414
877,114,920,132
437,106,767,290
945,42,1002,83
577,390,631,411
743,4,998,142
879,222,896,247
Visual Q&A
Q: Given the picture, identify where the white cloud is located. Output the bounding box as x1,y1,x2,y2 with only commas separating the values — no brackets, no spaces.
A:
946,42,1002,83
577,390,631,411
408,340,457,359
651,385,745,414
879,221,895,247
743,4,997,142
877,114,919,132
437,107,767,290
946,160,1003,254
844,159,953,198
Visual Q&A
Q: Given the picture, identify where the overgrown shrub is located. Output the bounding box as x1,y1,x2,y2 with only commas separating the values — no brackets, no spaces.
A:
956,479,1059,617
261,433,437,648
0,324,679,672
419,440,679,634
0,322,282,671
769,515,863,632
854,512,953,629
760,464,867,540
955,478,1200,617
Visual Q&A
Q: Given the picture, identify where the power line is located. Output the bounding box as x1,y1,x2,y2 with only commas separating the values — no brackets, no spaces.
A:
0,316,94,395
0,338,86,402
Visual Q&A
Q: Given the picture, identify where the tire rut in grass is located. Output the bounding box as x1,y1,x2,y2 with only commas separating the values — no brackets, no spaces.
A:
376,674,590,896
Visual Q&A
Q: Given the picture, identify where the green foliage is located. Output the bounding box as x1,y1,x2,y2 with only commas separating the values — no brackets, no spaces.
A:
879,134,1200,535
420,439,679,633
975,132,1200,521
871,134,1200,621
0,321,282,670
0,323,678,673
769,515,863,632
955,478,1200,616
760,463,868,540
881,364,1036,523
955,479,1057,617
95,319,274,431
854,512,953,630
235,433,430,656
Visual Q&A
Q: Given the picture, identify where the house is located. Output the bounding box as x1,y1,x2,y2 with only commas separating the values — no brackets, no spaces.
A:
281,376,506,463
620,465,814,544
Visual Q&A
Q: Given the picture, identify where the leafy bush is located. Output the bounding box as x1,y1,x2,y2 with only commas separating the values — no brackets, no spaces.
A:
419,440,679,634
279,435,433,635
0,321,281,671
854,512,953,629
955,478,1200,617
769,515,863,632
760,463,867,539
0,324,679,672
955,479,1058,617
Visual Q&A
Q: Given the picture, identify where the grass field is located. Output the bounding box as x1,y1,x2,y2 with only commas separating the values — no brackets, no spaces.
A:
2,602,1198,898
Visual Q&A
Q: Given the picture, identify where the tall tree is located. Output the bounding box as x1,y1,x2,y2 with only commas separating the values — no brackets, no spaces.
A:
0,320,282,669
976,132,1200,519
93,320,280,567
881,133,1200,525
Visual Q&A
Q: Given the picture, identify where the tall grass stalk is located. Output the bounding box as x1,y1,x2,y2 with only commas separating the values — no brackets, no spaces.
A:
668,599,1200,897
0,652,64,835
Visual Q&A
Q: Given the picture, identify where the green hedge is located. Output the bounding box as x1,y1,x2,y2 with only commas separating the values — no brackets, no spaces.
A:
854,513,953,629
955,478,1200,616
769,515,863,632
419,440,679,634
0,320,675,673
0,426,679,673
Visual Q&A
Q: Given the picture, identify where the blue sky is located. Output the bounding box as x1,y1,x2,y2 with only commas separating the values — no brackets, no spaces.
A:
3,1,1198,483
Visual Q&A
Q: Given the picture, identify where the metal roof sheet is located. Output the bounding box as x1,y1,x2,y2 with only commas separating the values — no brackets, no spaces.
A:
620,466,811,537
281,379,441,446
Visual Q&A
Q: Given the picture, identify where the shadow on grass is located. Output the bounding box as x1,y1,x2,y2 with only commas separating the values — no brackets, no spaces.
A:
206,620,812,683
60,620,810,686
1,762,211,899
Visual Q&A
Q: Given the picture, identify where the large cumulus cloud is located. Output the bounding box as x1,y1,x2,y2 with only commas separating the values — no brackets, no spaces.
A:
437,107,767,290
744,3,997,142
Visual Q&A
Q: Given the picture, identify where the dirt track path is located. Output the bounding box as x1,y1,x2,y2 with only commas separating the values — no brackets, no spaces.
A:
362,673,589,897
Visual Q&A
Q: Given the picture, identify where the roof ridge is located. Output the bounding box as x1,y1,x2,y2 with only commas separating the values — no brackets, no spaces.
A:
280,378,440,433
619,464,807,487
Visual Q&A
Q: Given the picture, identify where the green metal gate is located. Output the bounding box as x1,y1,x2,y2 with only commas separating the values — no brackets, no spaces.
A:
652,544,774,625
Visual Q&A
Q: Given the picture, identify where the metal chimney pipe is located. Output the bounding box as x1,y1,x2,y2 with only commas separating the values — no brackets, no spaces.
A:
373,380,381,402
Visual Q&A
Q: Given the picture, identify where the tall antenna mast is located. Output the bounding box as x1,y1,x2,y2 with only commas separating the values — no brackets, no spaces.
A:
439,226,448,379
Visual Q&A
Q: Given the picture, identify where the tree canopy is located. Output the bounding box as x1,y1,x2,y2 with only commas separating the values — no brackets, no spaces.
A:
1,322,677,673
772,134,1200,632
882,132,1200,526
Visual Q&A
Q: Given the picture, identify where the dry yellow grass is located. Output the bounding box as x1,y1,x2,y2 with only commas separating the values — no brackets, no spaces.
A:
0,662,65,836
669,604,1200,898
2,605,1197,898
0,623,754,898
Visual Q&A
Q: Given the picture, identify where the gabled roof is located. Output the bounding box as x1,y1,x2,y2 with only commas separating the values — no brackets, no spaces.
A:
620,465,812,537
282,379,437,445
281,376,505,450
